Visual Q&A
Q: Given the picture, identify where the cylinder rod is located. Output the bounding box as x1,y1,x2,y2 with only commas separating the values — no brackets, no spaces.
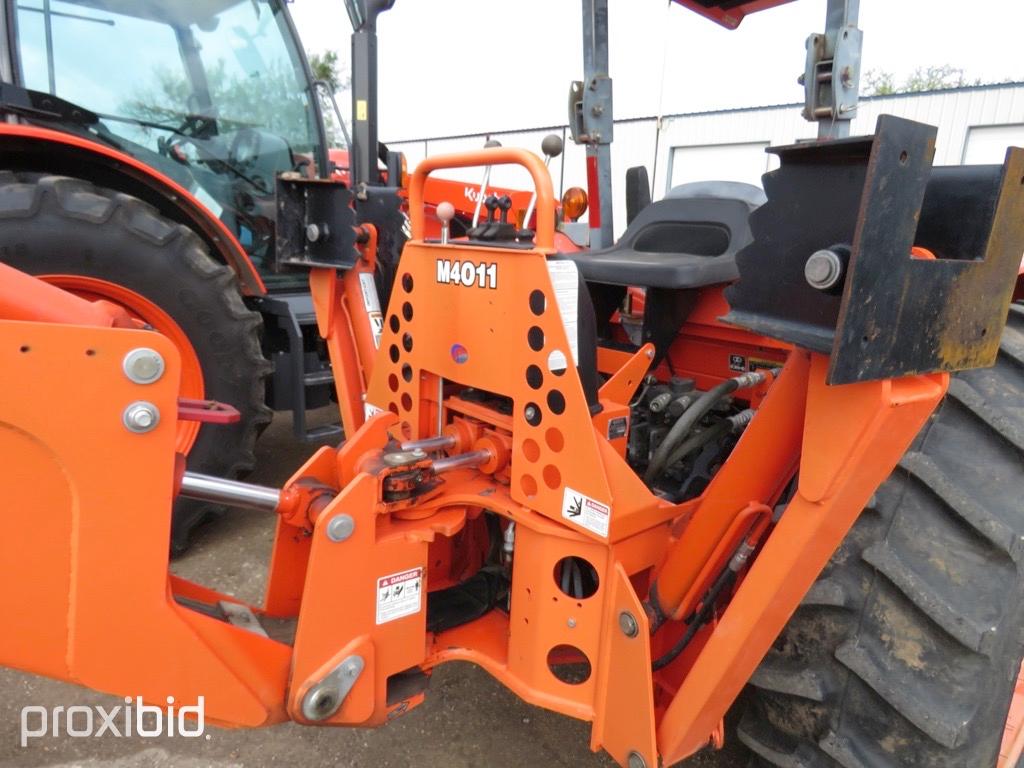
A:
432,450,490,474
179,471,281,513
401,435,457,453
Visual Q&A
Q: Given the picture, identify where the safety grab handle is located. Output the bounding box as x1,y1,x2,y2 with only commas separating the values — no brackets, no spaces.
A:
409,147,556,251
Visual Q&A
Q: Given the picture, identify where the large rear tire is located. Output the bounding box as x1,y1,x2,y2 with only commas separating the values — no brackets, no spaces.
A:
739,304,1024,767
0,172,272,554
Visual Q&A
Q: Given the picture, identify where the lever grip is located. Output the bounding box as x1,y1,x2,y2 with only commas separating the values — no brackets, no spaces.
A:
410,147,556,251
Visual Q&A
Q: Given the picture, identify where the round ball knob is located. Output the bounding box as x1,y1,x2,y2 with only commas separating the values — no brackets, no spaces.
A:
541,133,564,158
436,201,455,223
484,139,502,149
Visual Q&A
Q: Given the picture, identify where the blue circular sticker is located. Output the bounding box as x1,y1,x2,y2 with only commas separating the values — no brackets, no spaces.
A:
450,343,469,364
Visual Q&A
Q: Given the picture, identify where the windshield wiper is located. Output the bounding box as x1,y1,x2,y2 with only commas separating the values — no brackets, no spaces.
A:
0,83,126,150
0,84,268,192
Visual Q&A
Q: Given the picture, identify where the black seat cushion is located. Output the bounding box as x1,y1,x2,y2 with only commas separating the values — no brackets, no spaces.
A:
565,181,764,290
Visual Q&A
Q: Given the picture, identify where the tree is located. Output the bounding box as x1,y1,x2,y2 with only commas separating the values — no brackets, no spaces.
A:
308,50,351,147
862,64,981,96
309,50,348,93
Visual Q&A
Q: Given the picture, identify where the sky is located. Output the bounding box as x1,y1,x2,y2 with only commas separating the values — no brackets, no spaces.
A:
290,0,1023,143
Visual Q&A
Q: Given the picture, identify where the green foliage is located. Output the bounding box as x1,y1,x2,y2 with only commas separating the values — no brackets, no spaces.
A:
863,68,896,96
307,50,351,147
862,65,987,96
120,59,317,153
309,50,348,93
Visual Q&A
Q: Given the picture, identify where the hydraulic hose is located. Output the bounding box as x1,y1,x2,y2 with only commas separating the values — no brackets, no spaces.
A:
662,408,756,469
662,420,731,471
643,371,765,484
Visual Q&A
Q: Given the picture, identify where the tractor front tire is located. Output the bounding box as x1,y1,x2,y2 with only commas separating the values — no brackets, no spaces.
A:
739,303,1024,767
0,172,271,555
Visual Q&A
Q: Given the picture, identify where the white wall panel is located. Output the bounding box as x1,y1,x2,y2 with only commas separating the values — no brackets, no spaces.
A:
387,84,1024,237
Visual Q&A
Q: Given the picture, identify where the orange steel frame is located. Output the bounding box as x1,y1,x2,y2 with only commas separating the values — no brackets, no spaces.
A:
0,147,950,767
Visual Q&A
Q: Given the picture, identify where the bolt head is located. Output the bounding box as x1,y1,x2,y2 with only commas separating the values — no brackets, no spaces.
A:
303,687,338,721
326,514,355,542
122,401,160,433
567,618,577,629
618,611,639,638
805,249,844,290
524,405,539,421
123,348,165,384
305,223,321,242
627,751,647,768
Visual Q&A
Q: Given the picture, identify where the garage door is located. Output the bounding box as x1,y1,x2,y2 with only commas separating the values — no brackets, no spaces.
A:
962,124,1024,164
668,141,772,191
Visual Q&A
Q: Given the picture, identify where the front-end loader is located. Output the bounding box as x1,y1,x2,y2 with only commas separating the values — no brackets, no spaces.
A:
2,1,1023,767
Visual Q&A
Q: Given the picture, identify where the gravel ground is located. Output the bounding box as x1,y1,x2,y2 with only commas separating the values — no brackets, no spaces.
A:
0,409,747,768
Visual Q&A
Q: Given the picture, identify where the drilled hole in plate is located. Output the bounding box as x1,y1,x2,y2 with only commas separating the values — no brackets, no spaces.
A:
389,344,400,363
402,363,413,383
545,428,565,452
553,556,600,599
525,364,543,390
85,349,96,356
402,302,414,322
547,350,567,375
529,290,546,316
402,273,414,293
899,150,909,165
389,315,400,333
546,645,591,685
388,402,400,416
522,438,541,462
520,473,538,497
524,402,542,427
527,326,544,352
542,464,562,490
402,332,414,352
401,393,413,412
19,345,30,353
547,390,566,415
388,373,400,392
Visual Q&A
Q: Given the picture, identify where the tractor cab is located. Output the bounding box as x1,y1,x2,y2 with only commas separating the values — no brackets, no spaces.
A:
2,0,329,274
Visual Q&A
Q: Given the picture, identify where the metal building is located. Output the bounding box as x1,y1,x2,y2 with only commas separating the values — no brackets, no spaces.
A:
388,82,1024,238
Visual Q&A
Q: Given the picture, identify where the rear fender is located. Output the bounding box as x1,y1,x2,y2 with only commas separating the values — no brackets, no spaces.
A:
0,124,265,295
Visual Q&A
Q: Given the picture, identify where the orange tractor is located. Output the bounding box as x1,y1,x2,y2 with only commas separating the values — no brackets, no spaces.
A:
2,1,1024,767
0,0,550,552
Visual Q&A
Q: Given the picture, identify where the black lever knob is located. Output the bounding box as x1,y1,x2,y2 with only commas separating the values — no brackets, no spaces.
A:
497,195,513,224
484,195,500,223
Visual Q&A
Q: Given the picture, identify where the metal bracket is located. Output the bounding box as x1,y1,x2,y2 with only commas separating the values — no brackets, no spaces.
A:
275,176,359,270
568,76,614,146
724,115,1024,384
801,0,862,139
301,654,365,721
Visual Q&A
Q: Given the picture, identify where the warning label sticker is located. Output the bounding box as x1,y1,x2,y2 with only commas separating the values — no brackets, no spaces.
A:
358,272,384,349
376,567,423,625
561,487,611,538
546,260,579,370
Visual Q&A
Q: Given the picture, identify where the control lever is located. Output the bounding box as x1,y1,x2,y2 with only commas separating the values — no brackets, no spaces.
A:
521,134,563,240
472,139,502,228
436,201,455,244
497,196,512,224
484,195,500,223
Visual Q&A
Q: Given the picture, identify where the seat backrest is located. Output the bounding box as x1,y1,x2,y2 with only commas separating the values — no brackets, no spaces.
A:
622,180,765,259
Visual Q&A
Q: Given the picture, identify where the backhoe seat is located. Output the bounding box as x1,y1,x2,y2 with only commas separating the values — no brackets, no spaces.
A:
566,181,765,289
